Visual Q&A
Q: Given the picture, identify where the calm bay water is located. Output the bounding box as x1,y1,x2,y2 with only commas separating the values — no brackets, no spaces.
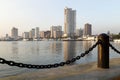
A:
0,41,120,77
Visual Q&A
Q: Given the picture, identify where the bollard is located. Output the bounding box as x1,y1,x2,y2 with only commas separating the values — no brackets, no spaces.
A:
98,33,109,69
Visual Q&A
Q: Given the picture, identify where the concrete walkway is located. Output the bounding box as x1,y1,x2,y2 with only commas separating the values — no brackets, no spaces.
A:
0,58,120,80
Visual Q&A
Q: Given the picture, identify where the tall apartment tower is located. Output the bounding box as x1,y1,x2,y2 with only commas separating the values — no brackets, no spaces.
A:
11,27,18,40
29,28,35,39
84,23,92,36
64,7,76,37
35,27,40,38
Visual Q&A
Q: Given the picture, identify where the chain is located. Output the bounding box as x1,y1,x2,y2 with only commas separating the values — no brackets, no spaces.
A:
0,41,99,69
109,43,120,54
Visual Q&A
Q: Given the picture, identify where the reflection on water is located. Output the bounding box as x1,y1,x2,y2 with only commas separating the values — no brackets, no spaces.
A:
11,42,19,61
50,41,62,54
83,41,92,51
30,42,40,55
63,41,76,62
12,42,18,54
82,41,93,63
36,42,40,55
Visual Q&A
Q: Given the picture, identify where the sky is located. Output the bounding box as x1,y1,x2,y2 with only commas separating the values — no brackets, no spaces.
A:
0,0,120,36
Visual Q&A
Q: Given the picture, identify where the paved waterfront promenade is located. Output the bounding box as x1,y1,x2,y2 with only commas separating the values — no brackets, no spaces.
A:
0,58,120,80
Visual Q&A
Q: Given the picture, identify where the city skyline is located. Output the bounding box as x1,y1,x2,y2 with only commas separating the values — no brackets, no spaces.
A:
0,0,120,37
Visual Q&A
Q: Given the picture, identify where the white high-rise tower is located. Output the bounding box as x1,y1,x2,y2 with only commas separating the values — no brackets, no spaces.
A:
64,7,76,37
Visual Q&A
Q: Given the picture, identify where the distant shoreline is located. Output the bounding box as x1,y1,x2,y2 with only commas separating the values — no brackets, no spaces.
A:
0,40,113,42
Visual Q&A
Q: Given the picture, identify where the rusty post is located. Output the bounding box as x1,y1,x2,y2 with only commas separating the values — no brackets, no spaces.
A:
98,33,109,68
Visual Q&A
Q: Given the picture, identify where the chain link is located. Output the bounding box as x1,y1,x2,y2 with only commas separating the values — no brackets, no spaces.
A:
0,41,99,69
109,43,120,54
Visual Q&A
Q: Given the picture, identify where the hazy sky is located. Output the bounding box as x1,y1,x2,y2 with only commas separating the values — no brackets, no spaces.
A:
0,0,120,36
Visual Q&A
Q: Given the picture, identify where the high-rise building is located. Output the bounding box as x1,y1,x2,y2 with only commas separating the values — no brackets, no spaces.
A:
79,28,83,37
76,29,80,37
40,31,45,38
64,7,76,37
45,31,51,38
84,23,92,36
6,34,9,38
50,26,62,38
23,32,29,39
11,27,18,40
35,27,40,38
53,31,62,38
76,28,83,37
40,31,51,38
29,28,35,39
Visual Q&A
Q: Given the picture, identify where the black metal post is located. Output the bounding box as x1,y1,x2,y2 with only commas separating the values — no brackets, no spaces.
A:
98,33,109,69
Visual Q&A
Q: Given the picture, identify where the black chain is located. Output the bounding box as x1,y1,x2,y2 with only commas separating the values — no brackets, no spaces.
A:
0,41,99,69
109,43,120,54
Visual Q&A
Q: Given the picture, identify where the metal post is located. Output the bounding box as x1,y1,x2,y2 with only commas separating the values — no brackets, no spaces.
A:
98,33,109,69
